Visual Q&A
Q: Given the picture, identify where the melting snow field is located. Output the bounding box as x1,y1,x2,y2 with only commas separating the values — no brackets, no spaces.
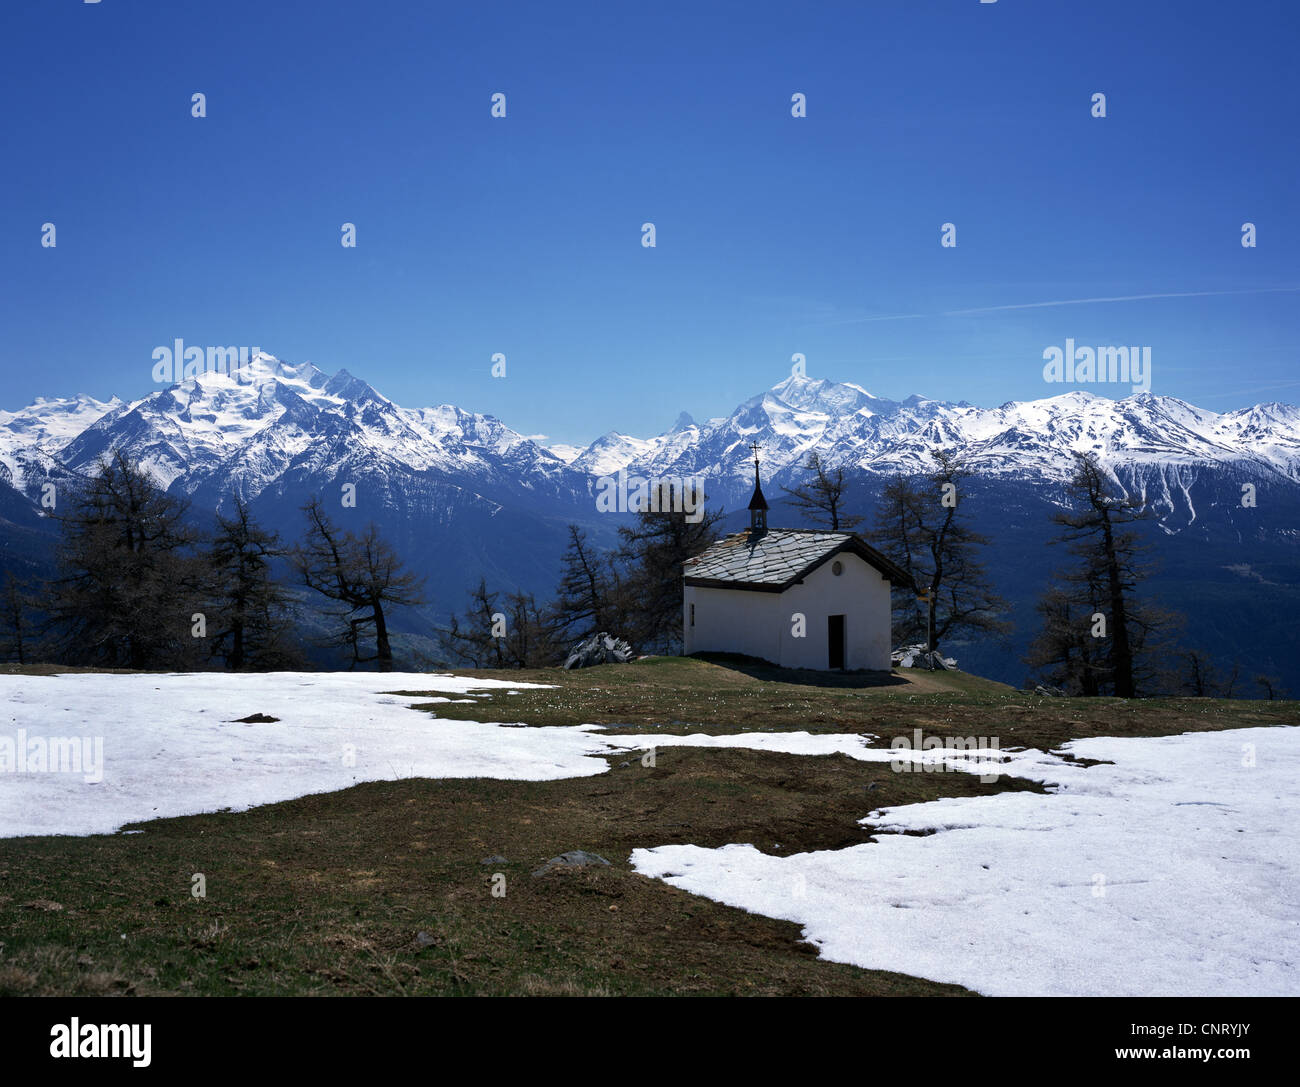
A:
0,671,906,838
632,726,1300,996
0,671,592,837
2,671,1296,996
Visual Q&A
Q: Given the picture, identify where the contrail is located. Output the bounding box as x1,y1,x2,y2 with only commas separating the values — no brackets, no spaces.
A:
830,286,1300,324
831,312,928,323
944,286,1300,316
1204,378,1300,399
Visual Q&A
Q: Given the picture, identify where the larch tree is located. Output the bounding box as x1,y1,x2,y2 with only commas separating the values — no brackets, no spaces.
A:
780,450,862,531
207,496,300,670
1027,452,1177,697
0,571,36,665
869,450,1010,667
293,497,424,671
616,482,722,654
552,524,623,642
46,451,204,669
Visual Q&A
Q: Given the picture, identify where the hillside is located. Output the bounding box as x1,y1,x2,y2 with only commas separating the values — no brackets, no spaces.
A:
0,657,1294,997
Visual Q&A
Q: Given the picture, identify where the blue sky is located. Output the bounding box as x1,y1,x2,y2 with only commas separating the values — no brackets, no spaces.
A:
2,0,1297,445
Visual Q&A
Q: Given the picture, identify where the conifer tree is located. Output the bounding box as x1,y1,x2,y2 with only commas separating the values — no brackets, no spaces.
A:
208,497,301,669
46,451,203,669
1026,453,1177,696
616,483,722,654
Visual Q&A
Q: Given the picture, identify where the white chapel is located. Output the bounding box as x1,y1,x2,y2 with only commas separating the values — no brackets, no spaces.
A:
682,456,912,671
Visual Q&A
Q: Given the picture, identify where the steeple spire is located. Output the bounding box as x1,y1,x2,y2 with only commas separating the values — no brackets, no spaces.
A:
747,442,768,536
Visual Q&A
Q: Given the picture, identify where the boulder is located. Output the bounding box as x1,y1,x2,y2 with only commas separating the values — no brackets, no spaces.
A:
892,644,958,670
563,633,634,670
531,850,612,878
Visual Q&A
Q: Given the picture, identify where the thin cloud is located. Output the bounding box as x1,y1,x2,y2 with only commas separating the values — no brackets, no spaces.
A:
1201,379,1300,400
829,286,1300,325
943,286,1300,317
824,312,928,325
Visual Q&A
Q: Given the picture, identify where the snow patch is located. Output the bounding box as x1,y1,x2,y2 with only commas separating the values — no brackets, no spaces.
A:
631,726,1300,996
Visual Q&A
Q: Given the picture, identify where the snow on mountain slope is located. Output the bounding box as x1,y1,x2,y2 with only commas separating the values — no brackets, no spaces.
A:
0,393,123,492
46,353,573,504
3,363,1299,517
543,443,585,465
1211,402,1300,477
0,393,123,452
570,431,674,477
56,355,346,489
590,375,1300,500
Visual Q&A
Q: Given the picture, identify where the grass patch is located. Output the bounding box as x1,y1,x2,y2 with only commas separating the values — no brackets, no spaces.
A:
0,747,996,996
400,654,1300,754
1,656,1294,996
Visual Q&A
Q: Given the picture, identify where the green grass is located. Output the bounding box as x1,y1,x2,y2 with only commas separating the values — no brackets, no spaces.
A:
403,654,1299,754
0,655,1295,996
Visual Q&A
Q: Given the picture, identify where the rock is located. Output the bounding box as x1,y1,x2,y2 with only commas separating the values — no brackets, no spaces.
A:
564,633,634,670
232,712,280,723
1033,684,1065,697
531,850,612,878
480,855,507,865
891,644,957,670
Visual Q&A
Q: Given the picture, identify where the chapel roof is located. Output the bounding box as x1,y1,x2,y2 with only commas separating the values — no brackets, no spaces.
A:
683,528,913,593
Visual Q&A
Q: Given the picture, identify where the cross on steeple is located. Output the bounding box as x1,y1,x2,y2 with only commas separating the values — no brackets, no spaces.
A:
747,442,768,536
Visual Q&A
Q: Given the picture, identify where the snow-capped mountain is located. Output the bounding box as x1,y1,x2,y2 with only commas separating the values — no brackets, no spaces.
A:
1,357,1297,688
51,354,578,504
564,374,1300,520
4,357,1299,524
0,393,124,454
0,393,125,495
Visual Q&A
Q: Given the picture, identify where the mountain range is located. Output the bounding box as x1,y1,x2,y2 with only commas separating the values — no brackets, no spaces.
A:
2,354,1297,690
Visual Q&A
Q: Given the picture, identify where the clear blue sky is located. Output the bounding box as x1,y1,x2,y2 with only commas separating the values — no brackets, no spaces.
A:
2,0,1297,445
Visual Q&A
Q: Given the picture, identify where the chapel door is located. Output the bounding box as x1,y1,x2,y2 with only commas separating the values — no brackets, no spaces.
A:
828,615,845,670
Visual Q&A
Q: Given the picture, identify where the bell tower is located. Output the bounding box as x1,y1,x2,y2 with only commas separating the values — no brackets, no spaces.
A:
747,442,768,537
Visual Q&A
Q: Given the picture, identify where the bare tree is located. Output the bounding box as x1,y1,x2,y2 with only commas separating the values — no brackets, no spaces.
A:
781,450,861,531
870,451,1010,667
1253,674,1286,700
1181,649,1220,697
438,578,506,668
1024,585,1107,696
552,524,623,642
500,589,563,668
1032,453,1177,697
293,498,424,671
207,497,301,670
438,579,561,669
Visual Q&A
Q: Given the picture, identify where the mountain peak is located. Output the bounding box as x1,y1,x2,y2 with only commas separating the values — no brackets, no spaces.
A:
766,374,888,415
323,368,385,404
8,360,1300,516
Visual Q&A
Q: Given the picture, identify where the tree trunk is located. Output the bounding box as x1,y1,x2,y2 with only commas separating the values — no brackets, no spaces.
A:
926,593,937,670
374,600,392,672
1101,516,1134,697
